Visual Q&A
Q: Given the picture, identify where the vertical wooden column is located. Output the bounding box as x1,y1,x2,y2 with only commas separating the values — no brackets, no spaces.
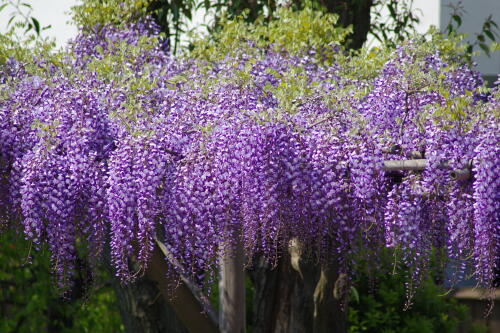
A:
219,230,246,333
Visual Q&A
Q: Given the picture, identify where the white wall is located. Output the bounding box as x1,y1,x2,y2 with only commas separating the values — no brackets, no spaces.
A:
413,0,441,34
440,0,500,77
369,0,499,78
0,0,78,48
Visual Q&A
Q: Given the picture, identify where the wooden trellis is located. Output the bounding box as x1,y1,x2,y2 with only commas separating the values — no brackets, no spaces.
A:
144,158,472,333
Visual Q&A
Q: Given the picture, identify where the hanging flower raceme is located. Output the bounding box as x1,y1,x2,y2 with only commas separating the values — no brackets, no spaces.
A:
0,14,498,299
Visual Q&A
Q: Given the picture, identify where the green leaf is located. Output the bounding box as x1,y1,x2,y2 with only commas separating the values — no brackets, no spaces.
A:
25,22,33,33
350,286,360,304
0,3,8,13
387,4,396,18
32,17,40,35
484,29,495,41
452,15,462,27
479,43,490,56
7,15,15,27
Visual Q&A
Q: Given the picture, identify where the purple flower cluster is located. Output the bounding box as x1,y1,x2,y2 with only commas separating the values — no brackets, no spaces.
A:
0,19,498,297
472,115,499,287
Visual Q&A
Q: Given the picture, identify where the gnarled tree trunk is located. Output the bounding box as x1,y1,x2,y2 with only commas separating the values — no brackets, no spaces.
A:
107,240,219,333
248,240,346,333
110,273,188,333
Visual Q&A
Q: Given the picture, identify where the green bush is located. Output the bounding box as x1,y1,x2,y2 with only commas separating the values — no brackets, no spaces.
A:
347,253,488,333
0,230,123,332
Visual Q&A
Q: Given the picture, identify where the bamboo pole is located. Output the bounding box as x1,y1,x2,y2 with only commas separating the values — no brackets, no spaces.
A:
382,159,471,181
382,159,428,171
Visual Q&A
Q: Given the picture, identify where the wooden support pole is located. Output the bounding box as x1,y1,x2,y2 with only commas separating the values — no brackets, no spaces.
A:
146,239,220,333
219,232,246,333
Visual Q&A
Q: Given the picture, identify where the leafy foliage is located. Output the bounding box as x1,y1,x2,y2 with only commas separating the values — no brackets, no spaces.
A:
0,230,123,332
190,6,351,60
71,0,151,30
0,0,55,68
69,0,499,56
71,0,198,53
347,263,476,333
369,0,421,48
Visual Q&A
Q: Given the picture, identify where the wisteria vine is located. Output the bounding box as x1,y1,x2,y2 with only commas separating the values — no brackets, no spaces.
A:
0,15,498,302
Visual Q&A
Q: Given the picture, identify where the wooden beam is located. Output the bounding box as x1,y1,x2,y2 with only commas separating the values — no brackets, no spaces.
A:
453,288,500,300
146,239,220,333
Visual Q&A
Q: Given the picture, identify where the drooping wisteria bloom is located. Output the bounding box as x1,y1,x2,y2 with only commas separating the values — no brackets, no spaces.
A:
0,15,498,300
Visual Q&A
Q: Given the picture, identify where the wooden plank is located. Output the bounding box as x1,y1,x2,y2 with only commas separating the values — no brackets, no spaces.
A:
453,288,500,300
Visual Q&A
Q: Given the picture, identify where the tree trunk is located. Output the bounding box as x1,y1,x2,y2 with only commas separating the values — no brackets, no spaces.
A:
104,240,187,333
108,238,219,333
110,273,188,333
320,0,373,50
248,240,346,333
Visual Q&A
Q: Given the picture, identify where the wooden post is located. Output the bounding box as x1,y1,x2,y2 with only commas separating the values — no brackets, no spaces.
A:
146,239,220,333
219,231,246,333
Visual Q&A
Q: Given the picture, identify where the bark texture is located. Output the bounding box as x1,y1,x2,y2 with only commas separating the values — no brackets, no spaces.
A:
108,239,219,333
110,271,188,333
248,241,346,333
319,0,373,50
